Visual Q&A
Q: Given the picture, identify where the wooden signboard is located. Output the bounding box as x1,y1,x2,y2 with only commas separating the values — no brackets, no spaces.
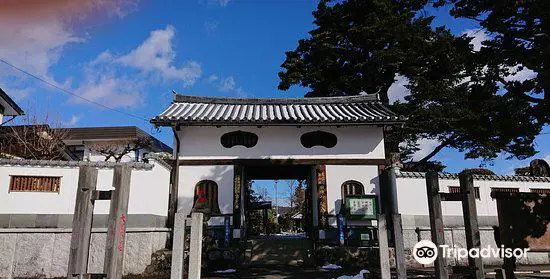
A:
345,195,377,220
492,191,550,251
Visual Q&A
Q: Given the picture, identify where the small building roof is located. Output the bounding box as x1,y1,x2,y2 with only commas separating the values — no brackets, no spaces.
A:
61,126,172,154
151,92,405,126
0,88,24,116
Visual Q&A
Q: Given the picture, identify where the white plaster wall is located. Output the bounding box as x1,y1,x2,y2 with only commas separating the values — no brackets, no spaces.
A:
0,160,170,217
325,165,380,228
326,165,380,216
177,165,234,216
177,126,385,159
396,176,550,217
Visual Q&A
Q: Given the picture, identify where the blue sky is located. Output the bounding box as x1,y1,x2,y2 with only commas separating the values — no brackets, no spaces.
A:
0,0,547,174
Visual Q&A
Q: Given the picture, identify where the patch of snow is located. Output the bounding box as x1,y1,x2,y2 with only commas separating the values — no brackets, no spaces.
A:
333,270,370,279
322,264,342,270
214,269,236,273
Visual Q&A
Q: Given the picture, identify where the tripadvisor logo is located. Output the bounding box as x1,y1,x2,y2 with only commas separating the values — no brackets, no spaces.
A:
413,240,438,264
413,240,530,265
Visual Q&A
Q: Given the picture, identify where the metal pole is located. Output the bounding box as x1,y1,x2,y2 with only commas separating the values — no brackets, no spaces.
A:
275,180,279,224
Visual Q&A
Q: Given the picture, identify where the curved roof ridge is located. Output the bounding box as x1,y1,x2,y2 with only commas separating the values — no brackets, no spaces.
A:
172,92,380,105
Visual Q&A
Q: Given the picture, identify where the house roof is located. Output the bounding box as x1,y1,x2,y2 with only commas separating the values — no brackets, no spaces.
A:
151,92,406,126
0,125,78,160
61,126,172,153
0,88,24,116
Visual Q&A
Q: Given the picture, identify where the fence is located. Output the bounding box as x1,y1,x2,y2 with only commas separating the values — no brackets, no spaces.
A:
0,159,171,278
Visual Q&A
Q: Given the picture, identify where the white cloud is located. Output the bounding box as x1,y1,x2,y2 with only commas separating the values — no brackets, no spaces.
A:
204,20,219,32
504,64,537,82
117,26,202,86
402,138,441,162
217,76,247,97
207,74,219,83
65,114,81,126
462,29,489,51
543,154,550,164
74,25,199,109
219,0,231,7
0,17,84,89
0,84,33,101
388,74,410,104
218,77,236,92
75,72,144,109
0,1,136,90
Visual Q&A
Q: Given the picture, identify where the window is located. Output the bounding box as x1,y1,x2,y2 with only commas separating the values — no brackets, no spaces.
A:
531,188,550,194
300,131,337,148
491,187,519,193
342,180,365,200
448,186,480,200
192,180,221,214
220,131,258,148
9,176,61,193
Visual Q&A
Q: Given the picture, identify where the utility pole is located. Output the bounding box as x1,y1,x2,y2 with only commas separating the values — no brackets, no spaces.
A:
274,180,279,224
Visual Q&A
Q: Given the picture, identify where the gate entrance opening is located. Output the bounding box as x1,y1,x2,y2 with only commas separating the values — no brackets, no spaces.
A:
244,165,312,240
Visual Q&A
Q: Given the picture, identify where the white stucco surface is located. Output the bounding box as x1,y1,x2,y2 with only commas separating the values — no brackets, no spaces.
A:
0,160,170,216
176,126,385,159
396,176,550,217
178,165,234,216
326,165,380,216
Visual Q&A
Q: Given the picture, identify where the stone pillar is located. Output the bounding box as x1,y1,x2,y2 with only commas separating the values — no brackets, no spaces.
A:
188,213,204,279
171,212,186,279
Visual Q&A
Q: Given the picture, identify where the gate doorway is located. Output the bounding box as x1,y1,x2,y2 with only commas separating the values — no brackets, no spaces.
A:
242,164,314,265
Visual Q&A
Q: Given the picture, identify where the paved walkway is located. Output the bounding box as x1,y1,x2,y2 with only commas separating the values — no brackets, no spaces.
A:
202,265,365,279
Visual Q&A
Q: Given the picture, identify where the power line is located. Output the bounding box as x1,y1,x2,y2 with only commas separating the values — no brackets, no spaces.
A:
0,57,149,122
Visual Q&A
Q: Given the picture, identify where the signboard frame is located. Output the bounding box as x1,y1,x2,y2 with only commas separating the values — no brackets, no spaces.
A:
344,194,377,220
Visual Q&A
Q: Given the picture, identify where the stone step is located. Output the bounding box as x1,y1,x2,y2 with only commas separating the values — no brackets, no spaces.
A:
247,238,313,266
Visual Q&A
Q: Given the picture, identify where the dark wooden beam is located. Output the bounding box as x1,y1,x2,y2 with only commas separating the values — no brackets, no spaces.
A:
459,171,485,279
177,158,386,166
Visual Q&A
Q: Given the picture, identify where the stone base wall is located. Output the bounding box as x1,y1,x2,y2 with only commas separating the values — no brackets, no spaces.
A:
0,228,169,279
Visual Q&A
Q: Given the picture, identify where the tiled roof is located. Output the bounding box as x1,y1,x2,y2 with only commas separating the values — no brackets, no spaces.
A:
0,87,24,116
396,171,550,183
151,93,405,126
0,158,153,170
61,126,172,153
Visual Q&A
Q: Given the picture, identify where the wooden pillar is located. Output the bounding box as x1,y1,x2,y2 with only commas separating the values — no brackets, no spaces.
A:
316,165,328,228
233,165,243,236
188,212,204,279
104,165,132,279
310,167,319,240
263,208,268,235
67,166,98,279
459,171,484,279
383,167,406,279
392,213,407,279
239,170,247,239
167,158,180,245
378,214,391,279
426,171,449,279
495,199,516,279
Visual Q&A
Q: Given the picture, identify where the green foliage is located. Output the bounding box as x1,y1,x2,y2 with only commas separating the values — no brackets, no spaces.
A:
440,0,549,124
278,0,547,169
